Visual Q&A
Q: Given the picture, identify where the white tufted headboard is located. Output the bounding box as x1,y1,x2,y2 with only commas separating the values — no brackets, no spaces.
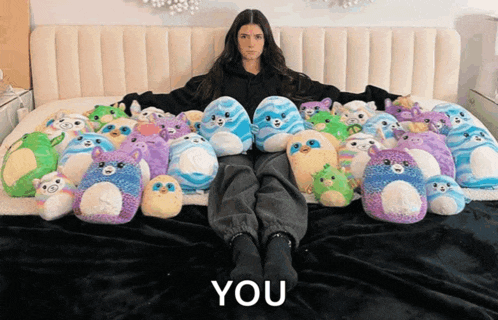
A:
30,25,461,108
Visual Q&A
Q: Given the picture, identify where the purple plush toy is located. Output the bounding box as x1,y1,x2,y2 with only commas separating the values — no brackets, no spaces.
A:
361,145,427,224
394,129,455,179
73,147,144,224
119,123,170,186
409,109,452,135
151,112,191,142
385,98,422,122
299,98,332,120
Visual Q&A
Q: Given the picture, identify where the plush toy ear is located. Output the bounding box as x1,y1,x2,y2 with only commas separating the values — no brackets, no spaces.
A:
50,132,65,147
367,144,380,157
385,98,393,109
366,101,377,112
130,100,141,115
413,102,421,111
32,178,41,189
411,106,422,117
321,97,332,109
130,148,143,164
393,129,405,140
331,102,343,116
92,146,104,160
159,129,169,142
177,112,188,123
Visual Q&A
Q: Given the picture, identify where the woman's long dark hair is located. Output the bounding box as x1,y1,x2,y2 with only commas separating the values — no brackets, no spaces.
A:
195,9,313,103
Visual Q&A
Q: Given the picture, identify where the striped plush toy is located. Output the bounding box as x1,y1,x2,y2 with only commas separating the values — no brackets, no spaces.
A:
33,171,76,221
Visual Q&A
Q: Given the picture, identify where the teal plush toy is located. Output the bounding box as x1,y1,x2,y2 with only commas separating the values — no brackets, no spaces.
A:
1,132,64,197
312,163,354,207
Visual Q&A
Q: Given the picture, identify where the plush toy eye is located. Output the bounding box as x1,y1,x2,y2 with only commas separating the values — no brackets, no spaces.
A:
225,112,230,118
325,119,330,123
320,178,324,183
55,179,61,184
463,133,469,138
397,109,402,113
358,113,364,118
351,142,357,146
290,142,302,155
120,127,130,134
143,112,149,116
281,113,286,119
153,183,162,191
381,121,387,126
131,138,137,142
460,112,465,117
77,136,84,141
314,106,319,110
369,140,375,144
184,136,190,140
424,119,430,123
175,125,181,129
93,115,99,120
200,137,206,142
42,185,47,190
75,121,81,126
157,114,164,118
383,159,391,165
117,162,125,168
441,119,445,123
403,161,409,166
266,116,271,121
96,139,102,144
306,139,321,148
211,115,216,121
59,119,65,123
99,162,105,167
330,176,335,180
480,132,485,137
166,183,176,191
447,183,451,187
161,125,166,129
403,135,409,140
110,110,116,115
433,183,438,188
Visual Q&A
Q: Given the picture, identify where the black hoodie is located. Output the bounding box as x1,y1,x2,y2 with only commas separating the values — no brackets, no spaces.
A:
118,61,400,118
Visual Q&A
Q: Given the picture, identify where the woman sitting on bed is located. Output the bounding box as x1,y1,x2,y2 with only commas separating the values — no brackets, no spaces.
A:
115,8,400,294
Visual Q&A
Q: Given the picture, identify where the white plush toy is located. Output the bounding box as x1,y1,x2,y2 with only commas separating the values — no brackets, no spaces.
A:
33,171,76,221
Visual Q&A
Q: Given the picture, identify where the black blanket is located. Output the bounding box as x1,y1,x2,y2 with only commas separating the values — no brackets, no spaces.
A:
1,199,497,320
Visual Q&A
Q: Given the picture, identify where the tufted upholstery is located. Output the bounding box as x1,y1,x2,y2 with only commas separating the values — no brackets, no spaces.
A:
30,25,461,108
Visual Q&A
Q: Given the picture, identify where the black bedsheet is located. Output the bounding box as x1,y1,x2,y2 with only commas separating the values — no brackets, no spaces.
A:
1,199,497,320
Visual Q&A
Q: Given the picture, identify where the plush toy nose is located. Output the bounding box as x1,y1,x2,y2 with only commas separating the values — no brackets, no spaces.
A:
300,145,311,153
110,129,121,137
160,187,169,194
315,123,326,131
324,179,334,187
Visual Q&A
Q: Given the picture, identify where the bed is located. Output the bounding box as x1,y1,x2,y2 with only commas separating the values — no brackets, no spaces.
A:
1,25,497,319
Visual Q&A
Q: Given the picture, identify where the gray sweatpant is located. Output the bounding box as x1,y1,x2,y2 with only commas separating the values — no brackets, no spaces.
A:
207,149,308,248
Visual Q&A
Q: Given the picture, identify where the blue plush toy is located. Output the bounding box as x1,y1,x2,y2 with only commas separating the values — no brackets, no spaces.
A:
361,112,401,148
252,96,307,152
445,123,498,189
199,96,253,157
167,133,219,194
425,175,470,215
432,103,475,131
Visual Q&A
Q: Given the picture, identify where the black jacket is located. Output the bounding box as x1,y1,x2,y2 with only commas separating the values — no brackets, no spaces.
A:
118,61,400,118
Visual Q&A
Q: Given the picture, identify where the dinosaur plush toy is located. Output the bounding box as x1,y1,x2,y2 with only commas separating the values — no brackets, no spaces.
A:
312,164,354,207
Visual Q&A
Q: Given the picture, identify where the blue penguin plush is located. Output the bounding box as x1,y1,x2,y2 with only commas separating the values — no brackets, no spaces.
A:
199,96,253,157
167,133,219,194
425,175,470,215
252,96,308,152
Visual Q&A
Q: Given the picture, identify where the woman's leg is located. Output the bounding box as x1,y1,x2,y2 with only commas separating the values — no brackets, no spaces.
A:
207,152,263,286
253,150,309,293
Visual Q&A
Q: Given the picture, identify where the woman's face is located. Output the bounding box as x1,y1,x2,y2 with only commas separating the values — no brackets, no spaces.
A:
237,24,265,62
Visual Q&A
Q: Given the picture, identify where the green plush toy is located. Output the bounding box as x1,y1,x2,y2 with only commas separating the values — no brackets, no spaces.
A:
84,105,129,132
1,132,64,197
312,163,354,207
307,111,351,142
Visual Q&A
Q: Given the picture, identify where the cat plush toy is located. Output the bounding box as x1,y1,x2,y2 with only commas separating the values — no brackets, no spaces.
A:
151,112,191,143
141,175,183,219
446,123,498,189
199,96,253,157
40,111,94,154
85,105,130,132
312,163,354,207
299,97,332,120
58,133,115,186
252,96,307,152
130,102,172,122
97,117,138,148
119,123,170,186
2,132,63,197
332,100,377,126
432,103,478,132
385,98,422,122
361,145,427,224
73,147,144,224
307,111,352,142
361,112,402,148
338,132,385,189
425,175,470,216
408,109,452,135
286,129,338,193
167,133,219,194
33,171,76,221
394,129,455,180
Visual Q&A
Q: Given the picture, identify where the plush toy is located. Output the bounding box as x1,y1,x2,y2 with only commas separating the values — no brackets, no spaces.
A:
58,133,115,186
73,147,143,224
167,133,219,194
425,175,470,216
385,98,422,122
252,96,306,152
361,112,402,148
393,94,415,109
432,103,476,131
408,109,452,135
33,171,76,221
338,132,385,189
199,96,253,157
141,175,183,219
1,132,63,197
307,111,352,142
312,164,354,207
130,103,172,122
286,129,338,193
151,112,191,143
394,130,455,179
85,105,130,132
119,123,170,185
40,111,93,154
97,117,138,148
361,145,427,224
446,123,498,189
299,98,332,120
184,110,204,133
331,100,376,126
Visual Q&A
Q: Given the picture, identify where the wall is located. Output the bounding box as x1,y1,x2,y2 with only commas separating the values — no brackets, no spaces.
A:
29,0,498,105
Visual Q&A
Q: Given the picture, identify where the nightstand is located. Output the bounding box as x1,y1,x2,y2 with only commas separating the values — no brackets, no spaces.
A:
0,88,34,144
467,89,498,139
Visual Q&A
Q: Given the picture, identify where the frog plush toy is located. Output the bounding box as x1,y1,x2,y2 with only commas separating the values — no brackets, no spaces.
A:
85,105,129,132
312,164,354,207
1,132,64,197
307,111,355,142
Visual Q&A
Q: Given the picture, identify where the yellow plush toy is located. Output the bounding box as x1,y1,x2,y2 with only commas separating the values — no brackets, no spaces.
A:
286,129,338,194
141,175,183,219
